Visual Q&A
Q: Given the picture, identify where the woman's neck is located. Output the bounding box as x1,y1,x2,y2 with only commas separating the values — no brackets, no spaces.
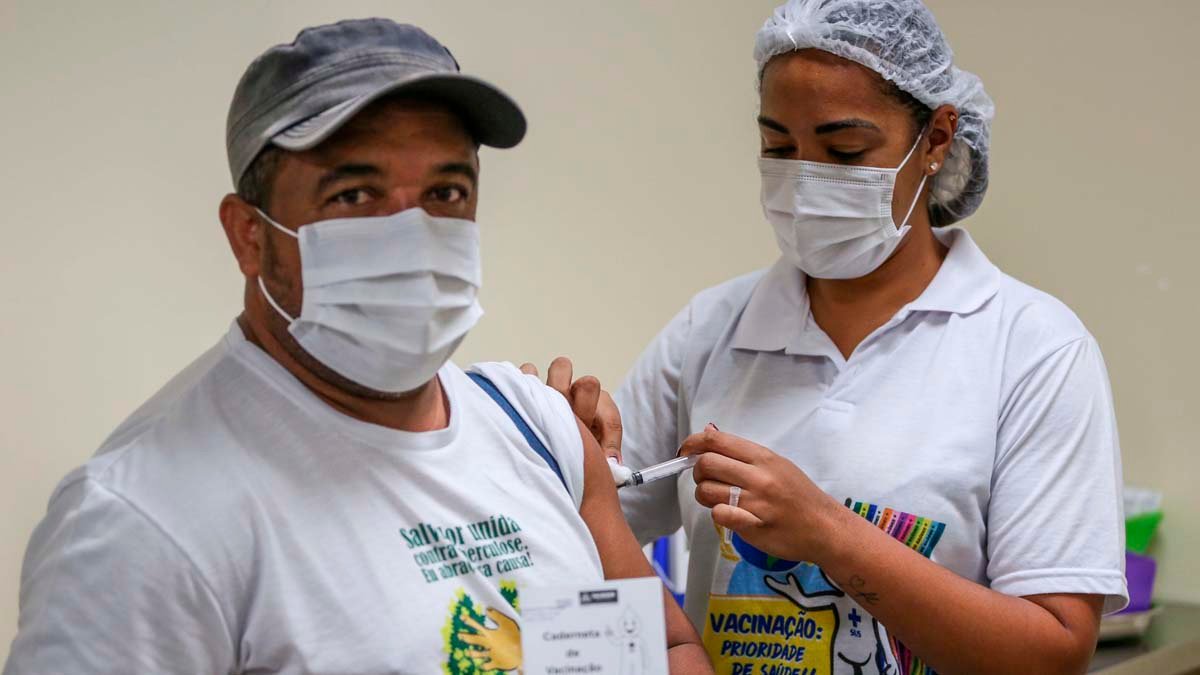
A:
807,223,948,360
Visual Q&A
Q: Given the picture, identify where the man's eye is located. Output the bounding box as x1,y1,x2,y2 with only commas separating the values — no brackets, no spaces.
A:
330,188,371,206
762,146,795,158
430,186,468,203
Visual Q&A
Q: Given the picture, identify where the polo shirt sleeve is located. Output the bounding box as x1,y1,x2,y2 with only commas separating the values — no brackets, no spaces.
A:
4,475,236,675
987,336,1129,614
615,304,693,546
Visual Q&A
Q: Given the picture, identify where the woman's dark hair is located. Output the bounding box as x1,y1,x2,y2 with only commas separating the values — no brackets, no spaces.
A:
879,78,933,142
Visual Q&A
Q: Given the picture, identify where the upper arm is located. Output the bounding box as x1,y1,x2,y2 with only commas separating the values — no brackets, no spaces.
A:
1025,593,1105,672
575,418,703,652
5,478,236,674
988,337,1128,613
577,417,662,580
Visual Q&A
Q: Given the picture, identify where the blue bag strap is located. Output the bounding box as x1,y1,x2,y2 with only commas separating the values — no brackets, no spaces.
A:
467,372,569,494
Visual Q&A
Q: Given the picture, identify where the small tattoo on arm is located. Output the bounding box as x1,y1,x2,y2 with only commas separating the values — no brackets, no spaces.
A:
848,575,880,606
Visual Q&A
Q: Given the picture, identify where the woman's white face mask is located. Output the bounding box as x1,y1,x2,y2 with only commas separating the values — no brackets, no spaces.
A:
256,207,483,394
759,133,928,279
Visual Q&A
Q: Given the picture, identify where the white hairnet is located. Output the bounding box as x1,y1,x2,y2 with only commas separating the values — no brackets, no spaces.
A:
755,0,994,225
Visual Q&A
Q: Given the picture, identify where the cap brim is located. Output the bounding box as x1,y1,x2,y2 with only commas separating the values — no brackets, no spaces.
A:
273,72,526,152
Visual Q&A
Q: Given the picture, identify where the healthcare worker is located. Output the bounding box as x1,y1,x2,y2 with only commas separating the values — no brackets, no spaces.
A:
611,1,1127,674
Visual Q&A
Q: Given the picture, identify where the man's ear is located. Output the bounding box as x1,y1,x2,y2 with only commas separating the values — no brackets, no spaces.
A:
219,194,262,279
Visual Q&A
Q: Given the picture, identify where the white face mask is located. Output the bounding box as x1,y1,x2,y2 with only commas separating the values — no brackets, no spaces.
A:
255,207,483,394
759,134,928,279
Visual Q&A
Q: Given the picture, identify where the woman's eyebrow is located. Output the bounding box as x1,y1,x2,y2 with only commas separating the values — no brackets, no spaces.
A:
757,115,790,134
814,118,881,134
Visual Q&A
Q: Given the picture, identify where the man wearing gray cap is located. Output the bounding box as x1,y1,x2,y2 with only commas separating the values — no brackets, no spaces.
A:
4,19,708,674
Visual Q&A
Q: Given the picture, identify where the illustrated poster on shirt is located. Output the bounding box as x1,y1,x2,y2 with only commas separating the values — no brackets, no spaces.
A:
398,512,535,674
701,499,945,675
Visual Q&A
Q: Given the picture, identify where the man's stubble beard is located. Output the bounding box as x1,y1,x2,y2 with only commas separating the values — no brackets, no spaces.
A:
259,228,413,402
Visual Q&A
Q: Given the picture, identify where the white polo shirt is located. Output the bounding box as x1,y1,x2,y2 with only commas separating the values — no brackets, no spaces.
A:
616,227,1127,675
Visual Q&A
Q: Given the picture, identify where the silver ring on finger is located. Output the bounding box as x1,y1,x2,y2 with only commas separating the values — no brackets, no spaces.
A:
729,485,742,509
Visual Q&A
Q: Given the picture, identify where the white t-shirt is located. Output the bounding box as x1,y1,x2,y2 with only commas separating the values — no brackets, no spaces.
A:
5,323,603,675
616,228,1127,675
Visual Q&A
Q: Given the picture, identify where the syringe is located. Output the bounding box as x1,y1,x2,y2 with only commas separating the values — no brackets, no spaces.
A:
616,455,700,489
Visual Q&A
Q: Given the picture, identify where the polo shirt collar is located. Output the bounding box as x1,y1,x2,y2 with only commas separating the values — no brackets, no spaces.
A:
906,227,1002,314
731,227,1001,354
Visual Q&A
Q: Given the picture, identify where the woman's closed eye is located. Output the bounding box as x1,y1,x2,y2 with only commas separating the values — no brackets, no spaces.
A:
827,148,866,162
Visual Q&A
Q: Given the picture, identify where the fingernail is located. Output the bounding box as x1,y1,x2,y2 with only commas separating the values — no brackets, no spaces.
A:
707,422,720,431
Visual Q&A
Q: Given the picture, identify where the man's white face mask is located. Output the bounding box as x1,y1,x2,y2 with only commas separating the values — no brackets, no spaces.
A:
256,207,483,394
759,133,928,279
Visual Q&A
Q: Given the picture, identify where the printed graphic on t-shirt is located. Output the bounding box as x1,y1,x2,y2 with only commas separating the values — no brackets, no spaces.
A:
399,513,534,583
399,513,534,673
702,498,945,675
444,582,522,674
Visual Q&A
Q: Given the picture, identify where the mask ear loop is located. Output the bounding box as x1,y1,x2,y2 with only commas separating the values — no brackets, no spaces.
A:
254,208,299,324
257,277,296,324
255,208,299,239
896,129,932,229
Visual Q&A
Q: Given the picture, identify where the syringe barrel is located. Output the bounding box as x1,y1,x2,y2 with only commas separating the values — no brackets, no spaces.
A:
634,455,699,484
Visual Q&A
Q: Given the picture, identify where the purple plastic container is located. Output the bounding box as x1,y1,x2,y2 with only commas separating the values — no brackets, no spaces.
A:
1120,550,1156,614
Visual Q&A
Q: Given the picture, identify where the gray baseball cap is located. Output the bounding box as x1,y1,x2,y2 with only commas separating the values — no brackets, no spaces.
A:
226,18,526,188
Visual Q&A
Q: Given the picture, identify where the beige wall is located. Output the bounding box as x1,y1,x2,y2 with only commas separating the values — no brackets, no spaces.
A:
1,0,1196,659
